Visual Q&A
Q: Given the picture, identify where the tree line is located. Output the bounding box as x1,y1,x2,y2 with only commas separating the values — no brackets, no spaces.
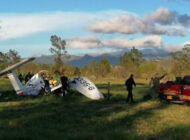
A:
0,49,21,70
1,35,190,81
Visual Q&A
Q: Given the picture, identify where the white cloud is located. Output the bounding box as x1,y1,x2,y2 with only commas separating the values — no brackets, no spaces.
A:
88,8,187,36
103,35,163,48
0,12,93,41
177,14,190,27
144,8,175,25
164,42,190,52
163,44,182,52
66,36,102,49
1,36,189,57
0,10,129,41
66,35,163,49
1,9,189,57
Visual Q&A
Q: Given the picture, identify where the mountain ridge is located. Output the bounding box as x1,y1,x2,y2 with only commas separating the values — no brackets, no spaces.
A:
33,48,169,67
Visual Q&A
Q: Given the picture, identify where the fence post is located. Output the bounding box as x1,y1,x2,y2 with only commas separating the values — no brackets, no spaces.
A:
107,82,110,100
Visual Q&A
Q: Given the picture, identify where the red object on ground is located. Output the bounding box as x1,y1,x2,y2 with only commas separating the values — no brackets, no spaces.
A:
17,92,24,96
159,76,190,102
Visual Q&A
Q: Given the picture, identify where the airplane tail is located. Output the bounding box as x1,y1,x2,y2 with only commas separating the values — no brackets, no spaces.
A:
0,57,35,96
7,72,24,95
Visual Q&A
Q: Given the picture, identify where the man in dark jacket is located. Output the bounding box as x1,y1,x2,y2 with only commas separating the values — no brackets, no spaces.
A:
25,72,32,83
41,73,51,93
125,74,136,103
18,73,24,83
60,72,69,97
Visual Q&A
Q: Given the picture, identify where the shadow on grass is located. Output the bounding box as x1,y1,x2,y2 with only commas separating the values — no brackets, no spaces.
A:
97,83,148,91
0,93,170,140
0,82,186,140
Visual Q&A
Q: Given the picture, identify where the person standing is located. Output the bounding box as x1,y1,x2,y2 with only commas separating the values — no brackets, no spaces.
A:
60,72,69,97
125,74,136,103
25,72,32,83
149,77,154,97
18,73,24,83
153,73,167,95
41,73,51,94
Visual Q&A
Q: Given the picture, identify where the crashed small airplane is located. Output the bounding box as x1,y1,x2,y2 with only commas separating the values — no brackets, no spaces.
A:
0,57,104,100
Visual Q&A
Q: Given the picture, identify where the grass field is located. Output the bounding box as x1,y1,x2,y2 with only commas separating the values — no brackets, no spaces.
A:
0,79,190,140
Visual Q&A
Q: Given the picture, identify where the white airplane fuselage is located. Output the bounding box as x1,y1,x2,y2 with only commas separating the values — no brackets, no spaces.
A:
0,57,104,100
7,72,44,96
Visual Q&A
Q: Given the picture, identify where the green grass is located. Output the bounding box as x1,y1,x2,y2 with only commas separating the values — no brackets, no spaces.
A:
0,78,190,140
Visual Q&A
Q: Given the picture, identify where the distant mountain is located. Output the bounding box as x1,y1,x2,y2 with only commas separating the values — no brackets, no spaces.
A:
141,48,168,58
69,54,120,67
34,54,120,67
33,48,169,67
119,48,169,58
33,54,80,65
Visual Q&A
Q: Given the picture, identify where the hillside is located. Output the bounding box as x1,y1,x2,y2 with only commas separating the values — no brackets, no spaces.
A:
34,48,169,67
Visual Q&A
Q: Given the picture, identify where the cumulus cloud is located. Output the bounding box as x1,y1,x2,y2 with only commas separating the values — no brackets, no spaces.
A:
66,35,190,54
66,35,190,57
177,14,190,27
0,10,128,41
144,8,175,25
101,35,163,48
88,8,189,36
163,44,183,52
163,42,190,52
66,36,102,49
66,35,163,49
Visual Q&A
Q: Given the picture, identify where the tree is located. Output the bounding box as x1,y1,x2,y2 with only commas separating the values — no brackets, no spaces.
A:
138,61,158,78
97,58,111,77
85,61,97,76
7,49,21,64
0,52,8,69
0,49,21,70
120,47,144,66
112,65,127,78
50,35,66,71
169,47,190,76
120,47,144,75
74,67,81,77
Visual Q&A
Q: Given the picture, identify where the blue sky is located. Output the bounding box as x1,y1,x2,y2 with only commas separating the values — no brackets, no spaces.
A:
0,0,188,13
0,0,190,57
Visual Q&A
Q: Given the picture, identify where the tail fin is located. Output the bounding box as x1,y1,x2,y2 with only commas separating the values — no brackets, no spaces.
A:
7,72,24,94
0,57,35,96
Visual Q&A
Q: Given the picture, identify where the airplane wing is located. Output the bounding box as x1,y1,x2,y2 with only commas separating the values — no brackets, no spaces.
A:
0,57,35,76
69,77,104,100
50,77,104,100
50,83,62,92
